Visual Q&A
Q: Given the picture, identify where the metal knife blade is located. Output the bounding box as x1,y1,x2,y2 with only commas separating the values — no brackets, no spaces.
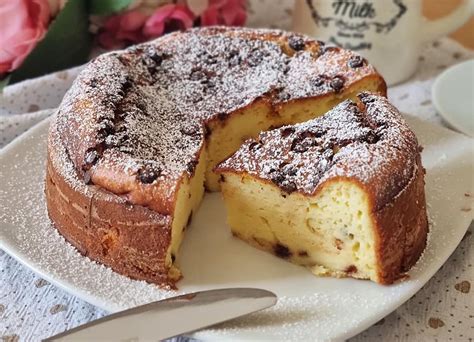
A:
44,288,277,341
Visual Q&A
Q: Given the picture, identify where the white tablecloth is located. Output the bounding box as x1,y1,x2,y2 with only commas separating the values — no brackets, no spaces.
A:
1,1,473,340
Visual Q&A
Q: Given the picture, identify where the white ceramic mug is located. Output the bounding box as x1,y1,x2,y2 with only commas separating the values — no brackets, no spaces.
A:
293,0,473,85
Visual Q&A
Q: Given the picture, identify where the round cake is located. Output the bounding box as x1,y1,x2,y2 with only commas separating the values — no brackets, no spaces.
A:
46,27,400,288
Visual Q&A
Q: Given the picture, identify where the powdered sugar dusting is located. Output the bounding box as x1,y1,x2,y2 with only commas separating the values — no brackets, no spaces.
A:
54,27,379,202
218,94,419,209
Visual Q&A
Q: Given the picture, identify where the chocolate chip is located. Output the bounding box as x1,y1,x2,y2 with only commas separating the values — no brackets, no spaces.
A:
345,265,358,273
348,55,365,68
366,131,379,144
122,76,132,91
312,76,325,87
136,102,146,111
248,141,261,151
288,36,305,51
148,51,163,65
247,50,263,67
270,172,285,185
181,125,200,136
357,92,376,104
205,55,217,65
281,180,297,194
291,136,314,153
83,149,100,170
274,243,292,258
330,76,345,93
137,165,161,184
281,162,297,176
217,112,227,121
281,127,295,138
186,160,198,174
298,250,309,257
98,119,115,138
190,68,206,81
228,50,241,67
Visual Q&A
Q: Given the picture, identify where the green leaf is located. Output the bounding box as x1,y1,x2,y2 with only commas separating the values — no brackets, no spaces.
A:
88,0,133,15
0,75,11,93
9,0,92,85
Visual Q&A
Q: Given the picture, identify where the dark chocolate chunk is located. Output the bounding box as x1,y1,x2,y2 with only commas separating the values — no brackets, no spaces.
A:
280,180,297,194
122,76,132,91
247,50,263,67
190,68,207,81
248,141,261,151
180,125,200,136
348,55,365,68
216,112,227,121
281,127,295,138
274,243,292,258
148,51,163,65
137,165,161,184
298,250,309,257
98,119,115,138
288,36,305,51
186,160,198,174
357,92,376,104
228,50,241,67
281,163,297,176
345,265,358,273
311,76,325,87
330,76,345,93
83,149,100,170
270,172,285,185
291,136,314,153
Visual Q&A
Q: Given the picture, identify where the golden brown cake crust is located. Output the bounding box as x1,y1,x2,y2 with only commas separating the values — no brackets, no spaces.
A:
215,94,428,284
46,27,387,287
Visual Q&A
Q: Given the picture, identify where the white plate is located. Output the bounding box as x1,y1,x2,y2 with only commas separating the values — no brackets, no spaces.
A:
432,59,474,137
0,114,473,341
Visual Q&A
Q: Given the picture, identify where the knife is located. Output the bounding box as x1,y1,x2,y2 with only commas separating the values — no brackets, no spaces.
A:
44,288,277,341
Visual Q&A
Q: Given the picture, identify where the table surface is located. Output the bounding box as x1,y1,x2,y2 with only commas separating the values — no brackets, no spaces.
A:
1,1,473,341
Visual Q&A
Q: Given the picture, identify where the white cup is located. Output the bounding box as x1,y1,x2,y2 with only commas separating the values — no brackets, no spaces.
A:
293,0,473,85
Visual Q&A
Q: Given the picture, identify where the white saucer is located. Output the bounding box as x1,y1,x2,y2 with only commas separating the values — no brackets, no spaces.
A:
432,59,474,137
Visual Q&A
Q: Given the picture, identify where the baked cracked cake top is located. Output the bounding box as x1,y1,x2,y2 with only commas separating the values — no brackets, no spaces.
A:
53,26,383,212
216,93,420,210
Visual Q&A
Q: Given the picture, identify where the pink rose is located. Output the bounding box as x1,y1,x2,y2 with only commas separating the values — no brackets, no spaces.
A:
0,0,50,74
199,0,246,26
143,4,195,38
98,10,148,49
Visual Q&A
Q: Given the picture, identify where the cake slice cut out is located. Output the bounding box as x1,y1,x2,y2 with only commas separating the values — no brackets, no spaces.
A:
215,93,428,284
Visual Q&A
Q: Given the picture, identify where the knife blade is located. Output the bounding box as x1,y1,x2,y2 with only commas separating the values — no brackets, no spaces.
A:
44,288,277,341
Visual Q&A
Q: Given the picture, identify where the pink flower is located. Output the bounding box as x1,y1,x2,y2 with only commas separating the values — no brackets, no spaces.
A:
0,0,50,74
98,10,148,49
199,0,246,26
143,4,195,38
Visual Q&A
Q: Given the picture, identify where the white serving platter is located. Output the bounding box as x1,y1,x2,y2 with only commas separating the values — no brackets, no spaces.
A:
0,113,472,341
